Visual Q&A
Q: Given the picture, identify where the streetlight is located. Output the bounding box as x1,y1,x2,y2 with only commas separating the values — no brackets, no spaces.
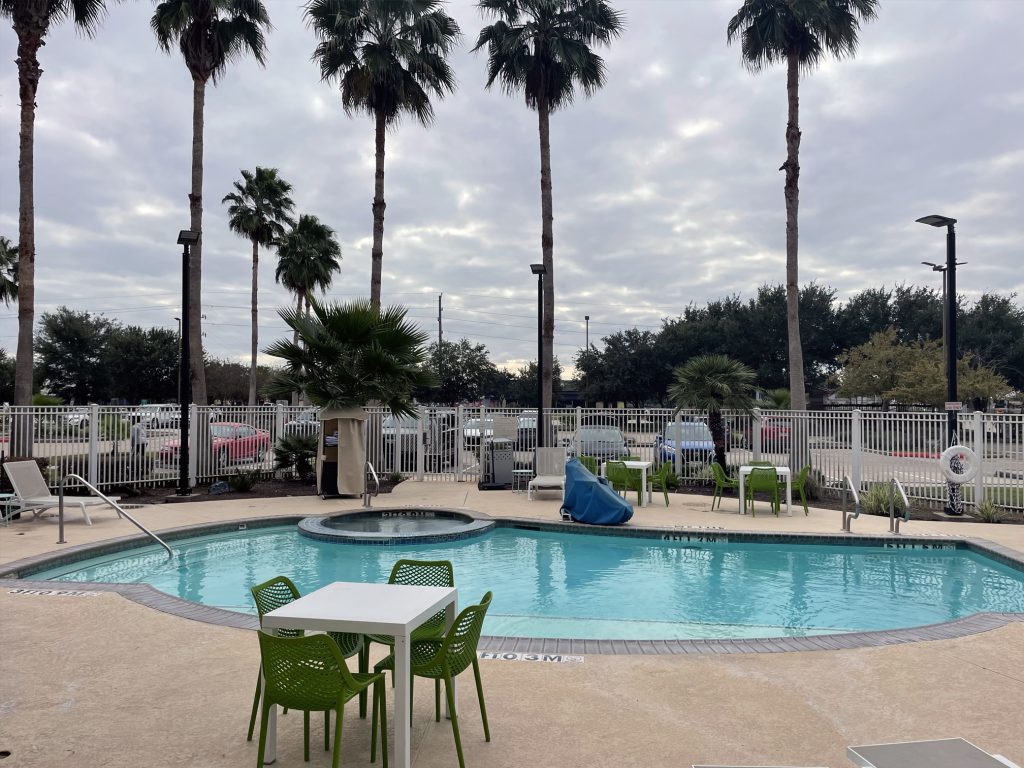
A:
173,317,181,405
916,214,961,514
176,229,199,497
585,315,590,350
530,263,546,448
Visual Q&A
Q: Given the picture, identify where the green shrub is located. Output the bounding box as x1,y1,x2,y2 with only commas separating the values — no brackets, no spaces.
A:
32,393,64,406
228,469,259,493
274,432,318,479
388,471,403,485
973,498,1004,524
861,484,907,516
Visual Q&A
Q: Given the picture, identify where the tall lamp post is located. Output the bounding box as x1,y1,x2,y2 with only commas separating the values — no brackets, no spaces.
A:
916,214,961,514
176,230,200,497
173,316,182,406
531,263,546,448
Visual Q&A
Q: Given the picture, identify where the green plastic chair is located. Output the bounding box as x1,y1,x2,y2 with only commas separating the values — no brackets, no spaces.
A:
710,462,739,510
647,462,674,506
359,560,455,717
578,455,599,476
604,461,642,504
786,464,811,515
256,632,388,768
374,592,493,768
745,466,780,517
248,576,363,744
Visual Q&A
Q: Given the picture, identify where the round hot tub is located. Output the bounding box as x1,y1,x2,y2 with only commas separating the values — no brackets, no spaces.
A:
298,508,494,544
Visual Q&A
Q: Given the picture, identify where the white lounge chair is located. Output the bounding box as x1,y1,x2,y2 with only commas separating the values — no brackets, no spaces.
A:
528,447,567,501
2,460,121,525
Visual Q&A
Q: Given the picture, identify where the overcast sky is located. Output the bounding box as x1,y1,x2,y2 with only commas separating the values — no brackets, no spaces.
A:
1,0,1021,376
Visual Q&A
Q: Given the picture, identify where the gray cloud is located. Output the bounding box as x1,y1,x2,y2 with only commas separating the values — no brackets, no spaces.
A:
1,0,1021,376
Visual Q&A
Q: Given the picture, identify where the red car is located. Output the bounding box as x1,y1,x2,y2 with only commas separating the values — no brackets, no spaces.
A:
160,422,270,467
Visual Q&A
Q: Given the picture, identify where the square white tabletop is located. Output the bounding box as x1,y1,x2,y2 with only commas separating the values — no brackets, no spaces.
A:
847,738,1015,768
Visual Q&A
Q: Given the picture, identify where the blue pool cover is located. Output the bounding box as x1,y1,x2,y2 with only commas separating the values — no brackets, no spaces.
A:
560,458,633,525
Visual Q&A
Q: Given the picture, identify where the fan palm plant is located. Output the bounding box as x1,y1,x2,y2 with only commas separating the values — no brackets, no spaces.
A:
264,298,436,415
1,0,112,415
305,0,460,308
222,168,296,406
274,215,343,345
474,0,623,414
669,355,756,471
0,236,18,307
727,0,878,411
151,0,273,405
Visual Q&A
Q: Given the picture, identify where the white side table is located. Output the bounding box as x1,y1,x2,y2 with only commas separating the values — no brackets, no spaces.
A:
512,469,533,494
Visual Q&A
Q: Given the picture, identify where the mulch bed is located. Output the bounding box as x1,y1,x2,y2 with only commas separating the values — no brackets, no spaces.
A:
111,477,403,505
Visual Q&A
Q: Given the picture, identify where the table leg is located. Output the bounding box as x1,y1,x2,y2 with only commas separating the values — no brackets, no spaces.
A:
640,467,649,507
786,474,793,516
738,473,746,514
395,633,411,768
264,630,277,765
444,599,458,720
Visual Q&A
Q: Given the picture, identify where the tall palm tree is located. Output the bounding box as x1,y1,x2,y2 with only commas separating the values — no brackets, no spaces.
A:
668,354,756,471
151,0,272,405
222,168,296,405
274,215,343,345
727,0,878,411
474,0,624,415
305,0,460,309
1,0,110,417
264,298,435,415
0,236,18,306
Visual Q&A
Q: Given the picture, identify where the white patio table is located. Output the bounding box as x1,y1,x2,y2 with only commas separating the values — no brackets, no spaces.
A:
260,581,458,768
737,465,792,516
847,737,1020,768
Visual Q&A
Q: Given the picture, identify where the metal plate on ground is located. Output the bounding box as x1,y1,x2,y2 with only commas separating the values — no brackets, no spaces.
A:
847,738,1011,768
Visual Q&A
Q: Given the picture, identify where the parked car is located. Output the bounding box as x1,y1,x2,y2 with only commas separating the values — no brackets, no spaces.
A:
381,410,456,464
283,408,320,435
568,425,631,461
132,403,181,428
744,418,791,450
655,421,715,465
159,421,270,467
65,407,92,429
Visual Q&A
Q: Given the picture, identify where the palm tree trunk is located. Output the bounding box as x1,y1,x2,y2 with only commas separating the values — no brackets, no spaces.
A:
709,409,727,470
249,236,259,406
291,290,302,407
537,97,555,418
189,77,208,405
370,110,387,309
12,20,44,455
784,51,806,411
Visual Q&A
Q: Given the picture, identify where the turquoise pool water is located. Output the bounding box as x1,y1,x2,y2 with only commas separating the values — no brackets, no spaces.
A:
35,527,1024,640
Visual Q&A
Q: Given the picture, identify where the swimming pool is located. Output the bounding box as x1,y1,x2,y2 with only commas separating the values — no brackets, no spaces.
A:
33,525,1024,641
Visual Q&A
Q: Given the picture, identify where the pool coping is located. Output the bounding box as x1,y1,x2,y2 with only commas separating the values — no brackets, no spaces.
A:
3,510,1024,655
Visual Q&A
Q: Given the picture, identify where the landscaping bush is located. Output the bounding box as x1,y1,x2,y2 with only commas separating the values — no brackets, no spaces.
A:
861,484,906,517
274,432,317,479
973,498,1005,524
388,471,403,485
228,469,259,493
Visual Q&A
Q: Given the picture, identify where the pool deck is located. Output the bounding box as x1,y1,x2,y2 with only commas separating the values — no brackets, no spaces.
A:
2,482,1023,767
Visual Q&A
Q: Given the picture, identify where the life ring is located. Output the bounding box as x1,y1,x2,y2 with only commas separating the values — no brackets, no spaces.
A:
940,445,979,484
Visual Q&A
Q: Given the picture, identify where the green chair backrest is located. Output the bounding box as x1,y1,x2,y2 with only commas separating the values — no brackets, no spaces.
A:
257,631,358,711
710,462,729,485
439,592,492,678
605,461,627,487
389,559,455,634
653,461,673,483
746,467,778,491
251,576,303,638
794,464,811,487
579,455,599,475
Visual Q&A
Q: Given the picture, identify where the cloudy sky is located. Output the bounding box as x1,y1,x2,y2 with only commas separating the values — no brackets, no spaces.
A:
1,0,1021,376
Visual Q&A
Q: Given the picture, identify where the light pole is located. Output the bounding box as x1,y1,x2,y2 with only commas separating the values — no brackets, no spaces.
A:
585,315,590,350
173,317,181,405
531,263,546,448
916,214,961,514
176,230,199,497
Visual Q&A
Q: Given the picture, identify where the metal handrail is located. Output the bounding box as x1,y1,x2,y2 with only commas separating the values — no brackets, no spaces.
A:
362,461,380,509
59,474,173,559
889,477,911,534
842,475,861,532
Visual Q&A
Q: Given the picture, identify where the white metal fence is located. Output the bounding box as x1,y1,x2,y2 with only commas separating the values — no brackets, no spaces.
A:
3,404,1021,512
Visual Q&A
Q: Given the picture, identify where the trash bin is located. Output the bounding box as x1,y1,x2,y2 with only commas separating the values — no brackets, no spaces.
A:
480,437,514,489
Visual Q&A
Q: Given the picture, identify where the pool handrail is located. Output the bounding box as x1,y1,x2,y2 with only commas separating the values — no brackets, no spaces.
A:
842,475,861,532
59,473,173,560
362,461,380,509
889,477,911,534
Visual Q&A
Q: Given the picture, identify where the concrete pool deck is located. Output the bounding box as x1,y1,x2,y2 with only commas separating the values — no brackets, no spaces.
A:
2,482,1023,766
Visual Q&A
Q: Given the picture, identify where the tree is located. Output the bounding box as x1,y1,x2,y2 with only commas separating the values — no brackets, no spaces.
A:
105,325,179,403
263,298,435,415
960,293,1024,392
274,214,343,346
501,359,563,407
206,358,273,403
0,236,18,305
474,0,624,415
425,339,497,405
151,0,272,405
222,167,296,405
35,307,114,403
576,329,663,406
306,0,460,308
0,348,14,402
728,0,878,411
1,0,112,448
668,355,756,470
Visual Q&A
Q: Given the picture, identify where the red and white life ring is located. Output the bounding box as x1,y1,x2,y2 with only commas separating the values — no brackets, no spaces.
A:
939,445,979,484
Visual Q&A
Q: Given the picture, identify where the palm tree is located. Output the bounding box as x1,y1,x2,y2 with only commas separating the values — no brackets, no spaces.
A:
264,298,435,415
474,0,624,415
274,215,343,345
151,0,272,405
0,236,18,306
1,0,110,416
727,0,878,411
668,354,756,471
305,0,460,309
222,168,296,406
